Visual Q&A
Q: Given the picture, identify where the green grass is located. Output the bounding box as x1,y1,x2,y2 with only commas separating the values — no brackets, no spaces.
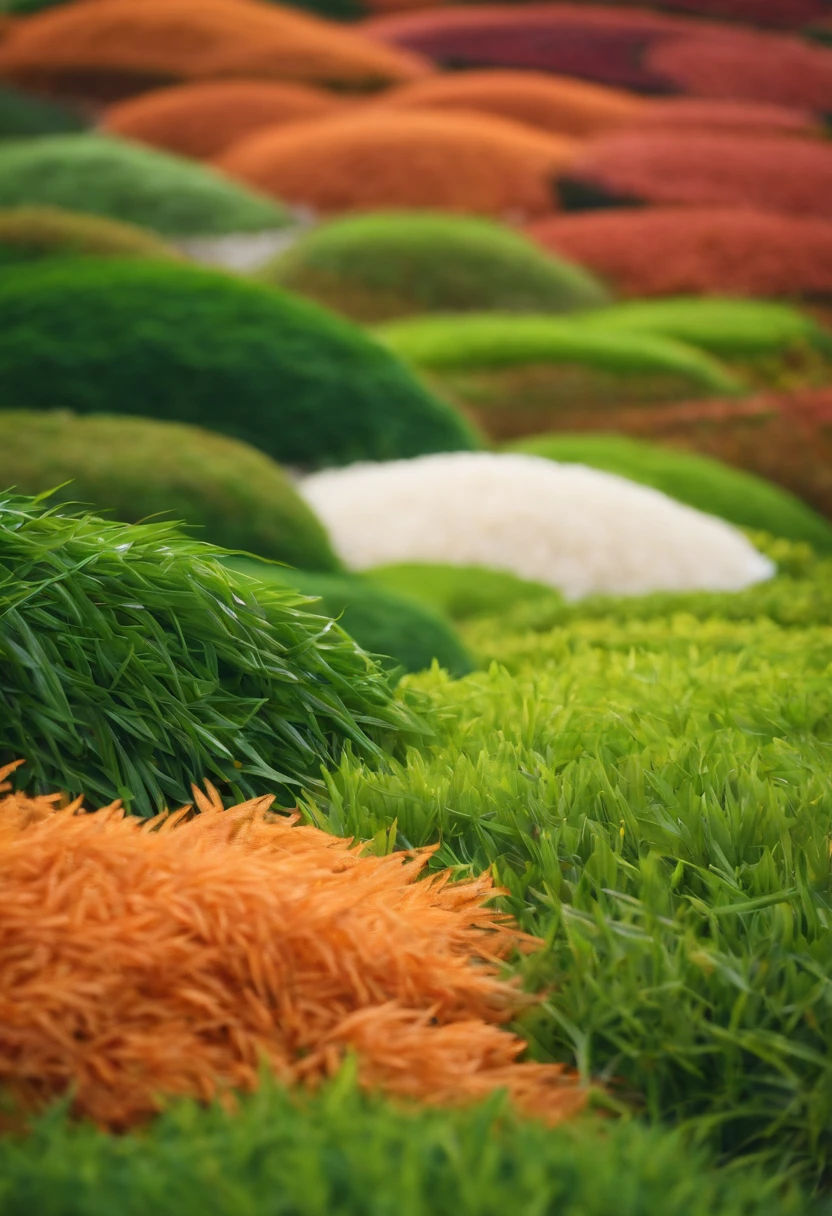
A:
0,411,341,570
0,84,86,138
0,1070,817,1216
509,433,832,552
0,493,412,816
0,259,477,468
297,540,832,1186
0,205,178,265
0,135,286,236
367,562,555,622
263,211,610,324
226,557,476,678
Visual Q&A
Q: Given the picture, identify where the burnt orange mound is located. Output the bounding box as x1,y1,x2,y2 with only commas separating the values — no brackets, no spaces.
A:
371,70,644,138
558,133,832,219
621,97,821,138
0,763,588,1131
218,111,579,220
526,208,832,301
0,0,431,105
103,80,345,161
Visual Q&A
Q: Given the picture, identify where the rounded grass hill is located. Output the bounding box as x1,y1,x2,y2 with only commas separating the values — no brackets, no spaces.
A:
0,205,178,264
103,80,344,162
525,207,832,300
0,135,288,236
509,432,832,552
217,111,578,221
226,558,475,677
263,212,610,323
0,259,477,468
0,493,409,815
375,313,746,440
0,0,430,102
0,81,86,137
0,411,341,570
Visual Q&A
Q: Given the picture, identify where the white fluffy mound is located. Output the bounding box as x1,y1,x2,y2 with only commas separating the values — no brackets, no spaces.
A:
300,452,775,600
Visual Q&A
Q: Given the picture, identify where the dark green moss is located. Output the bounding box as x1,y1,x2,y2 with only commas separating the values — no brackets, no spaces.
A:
0,84,86,138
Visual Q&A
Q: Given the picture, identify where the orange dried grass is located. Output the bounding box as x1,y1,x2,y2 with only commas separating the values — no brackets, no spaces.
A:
0,0,430,101
104,80,345,161
217,110,579,219
0,761,586,1130
370,69,644,138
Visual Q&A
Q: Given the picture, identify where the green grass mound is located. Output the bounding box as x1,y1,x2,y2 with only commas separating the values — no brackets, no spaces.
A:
263,211,610,324
375,313,746,442
0,1074,814,1216
0,83,86,138
510,432,832,552
227,556,475,678
0,411,340,570
0,493,409,815
0,205,177,265
0,134,286,236
367,562,554,622
305,540,832,1186
0,259,477,468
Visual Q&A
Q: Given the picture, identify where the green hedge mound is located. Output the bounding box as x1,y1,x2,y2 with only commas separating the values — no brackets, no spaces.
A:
0,493,410,815
0,411,340,570
0,205,177,265
367,562,555,622
510,432,832,552
0,259,477,468
227,557,475,678
376,313,746,441
264,211,610,324
0,134,287,235
0,82,86,137
0,1074,814,1216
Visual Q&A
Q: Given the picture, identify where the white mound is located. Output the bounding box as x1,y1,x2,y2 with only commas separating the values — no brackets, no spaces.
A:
300,452,775,600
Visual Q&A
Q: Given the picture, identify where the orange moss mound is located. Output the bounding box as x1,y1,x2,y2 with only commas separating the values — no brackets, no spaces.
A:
0,0,430,102
104,80,344,161
623,97,820,138
371,69,643,137
0,761,587,1131
218,110,578,219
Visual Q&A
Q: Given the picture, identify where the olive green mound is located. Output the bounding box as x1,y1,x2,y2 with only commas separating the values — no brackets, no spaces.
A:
0,259,477,469
0,411,341,570
263,211,611,324
510,432,832,553
0,205,178,265
226,557,476,678
0,134,287,235
0,82,86,138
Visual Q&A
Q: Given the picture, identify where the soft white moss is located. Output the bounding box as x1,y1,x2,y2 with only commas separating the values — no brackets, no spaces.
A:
300,452,775,600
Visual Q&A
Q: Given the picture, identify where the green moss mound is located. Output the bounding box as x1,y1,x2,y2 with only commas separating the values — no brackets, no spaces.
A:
0,134,286,236
0,1074,814,1216
264,211,610,324
0,259,477,468
367,562,554,622
0,493,409,815
0,411,340,570
227,556,475,678
0,83,86,138
510,432,832,552
0,205,178,265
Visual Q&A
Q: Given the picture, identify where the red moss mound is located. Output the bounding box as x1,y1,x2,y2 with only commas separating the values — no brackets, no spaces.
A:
104,80,344,161
0,0,431,103
526,208,832,300
218,111,578,219
622,97,820,138
372,69,644,136
0,761,587,1131
624,0,829,28
559,133,832,218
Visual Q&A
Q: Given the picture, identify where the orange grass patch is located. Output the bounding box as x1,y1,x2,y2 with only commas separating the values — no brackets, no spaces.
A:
370,69,644,137
621,97,820,138
0,0,430,103
0,760,587,1131
104,80,345,161
217,110,578,219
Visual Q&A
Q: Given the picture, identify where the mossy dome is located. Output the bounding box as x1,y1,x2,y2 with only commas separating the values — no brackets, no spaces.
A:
0,411,341,570
0,205,178,265
0,82,86,137
0,258,477,468
262,211,610,323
